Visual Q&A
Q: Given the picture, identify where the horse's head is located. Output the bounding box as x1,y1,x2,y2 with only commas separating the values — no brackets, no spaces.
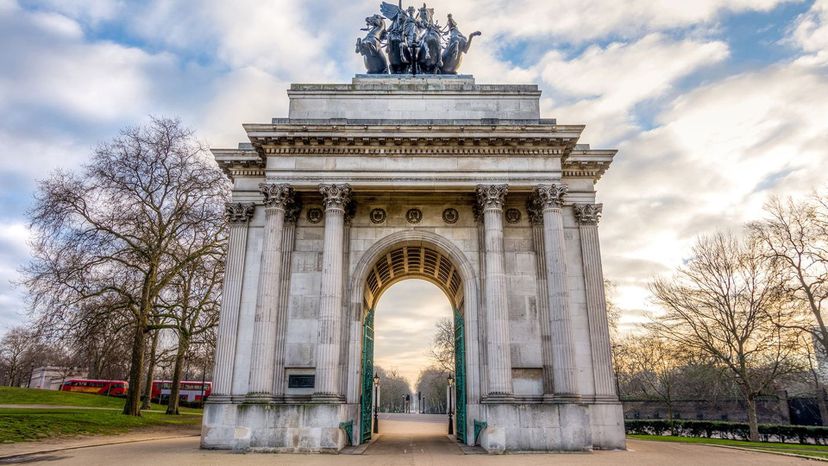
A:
365,14,385,31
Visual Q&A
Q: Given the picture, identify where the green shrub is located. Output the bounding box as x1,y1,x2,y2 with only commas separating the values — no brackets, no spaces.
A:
624,419,828,445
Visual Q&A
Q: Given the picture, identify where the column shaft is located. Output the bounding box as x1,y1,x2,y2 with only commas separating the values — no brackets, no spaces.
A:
272,207,299,397
314,184,351,399
247,184,294,398
477,185,512,397
528,200,555,395
537,184,579,399
576,204,616,398
212,203,254,398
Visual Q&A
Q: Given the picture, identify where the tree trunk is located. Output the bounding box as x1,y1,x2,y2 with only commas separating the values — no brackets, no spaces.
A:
746,395,759,441
166,336,189,415
141,330,159,410
123,313,148,416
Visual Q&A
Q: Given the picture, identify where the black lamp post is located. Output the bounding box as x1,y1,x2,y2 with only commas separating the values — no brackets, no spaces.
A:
373,374,380,434
447,374,454,435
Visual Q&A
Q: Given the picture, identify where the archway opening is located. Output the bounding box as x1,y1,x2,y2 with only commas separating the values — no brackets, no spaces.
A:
358,243,467,445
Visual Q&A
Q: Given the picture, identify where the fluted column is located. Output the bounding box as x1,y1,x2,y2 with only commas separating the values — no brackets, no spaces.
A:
247,183,294,400
272,202,300,398
536,184,579,399
528,198,555,395
212,202,254,399
314,183,352,400
575,203,616,399
477,184,513,397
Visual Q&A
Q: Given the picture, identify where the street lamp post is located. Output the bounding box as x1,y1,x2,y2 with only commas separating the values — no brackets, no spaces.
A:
447,374,454,435
373,374,380,434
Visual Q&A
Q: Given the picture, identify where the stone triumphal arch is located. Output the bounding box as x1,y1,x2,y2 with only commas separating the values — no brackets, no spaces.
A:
201,73,624,453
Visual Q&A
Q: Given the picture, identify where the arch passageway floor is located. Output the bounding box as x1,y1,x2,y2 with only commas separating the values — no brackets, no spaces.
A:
363,413,462,455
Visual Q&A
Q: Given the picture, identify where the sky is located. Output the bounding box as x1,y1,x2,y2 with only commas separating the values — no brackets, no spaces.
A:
1,0,828,352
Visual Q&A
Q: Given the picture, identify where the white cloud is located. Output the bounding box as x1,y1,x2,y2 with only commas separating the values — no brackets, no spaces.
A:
599,60,828,329
792,0,828,64
0,222,31,331
538,33,729,144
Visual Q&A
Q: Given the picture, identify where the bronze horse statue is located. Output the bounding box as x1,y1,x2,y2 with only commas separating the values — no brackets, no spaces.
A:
355,15,389,74
440,14,480,75
415,6,442,74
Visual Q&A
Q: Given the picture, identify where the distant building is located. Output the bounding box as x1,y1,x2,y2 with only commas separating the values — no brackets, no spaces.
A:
29,366,88,390
813,332,828,386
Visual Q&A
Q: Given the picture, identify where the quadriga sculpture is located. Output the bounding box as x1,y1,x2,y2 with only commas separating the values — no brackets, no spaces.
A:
356,2,480,75
356,14,389,74
440,14,481,75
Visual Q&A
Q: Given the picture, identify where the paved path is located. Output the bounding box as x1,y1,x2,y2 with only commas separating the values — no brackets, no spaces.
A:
0,414,816,465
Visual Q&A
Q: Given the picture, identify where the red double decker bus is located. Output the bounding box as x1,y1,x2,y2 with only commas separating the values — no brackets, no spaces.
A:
60,379,128,397
150,380,212,405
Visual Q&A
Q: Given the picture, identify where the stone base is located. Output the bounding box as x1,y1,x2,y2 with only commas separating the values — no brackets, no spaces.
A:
478,402,625,454
201,401,354,453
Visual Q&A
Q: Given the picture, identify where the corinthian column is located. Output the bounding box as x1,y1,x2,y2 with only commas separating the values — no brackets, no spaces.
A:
536,184,579,399
212,202,254,400
477,184,513,398
575,203,616,399
314,183,352,400
247,183,294,400
528,198,555,395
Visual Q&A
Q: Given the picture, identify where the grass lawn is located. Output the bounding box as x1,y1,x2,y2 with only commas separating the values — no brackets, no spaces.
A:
0,408,201,443
0,387,201,414
630,434,828,460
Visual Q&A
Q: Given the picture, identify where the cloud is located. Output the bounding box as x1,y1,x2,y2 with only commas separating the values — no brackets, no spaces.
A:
538,33,729,144
792,0,828,64
0,222,30,331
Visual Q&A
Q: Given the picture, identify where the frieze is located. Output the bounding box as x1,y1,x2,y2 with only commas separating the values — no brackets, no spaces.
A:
505,208,521,224
442,208,459,224
406,208,423,224
370,208,387,224
307,208,323,224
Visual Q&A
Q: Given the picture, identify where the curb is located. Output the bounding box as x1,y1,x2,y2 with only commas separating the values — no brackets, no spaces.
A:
0,434,200,461
701,443,828,463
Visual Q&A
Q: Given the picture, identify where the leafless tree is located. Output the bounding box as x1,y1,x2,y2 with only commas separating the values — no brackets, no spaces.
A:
23,118,229,415
429,317,455,374
159,249,223,414
750,194,828,359
375,366,411,413
0,327,37,386
651,232,802,441
415,366,449,414
614,332,687,424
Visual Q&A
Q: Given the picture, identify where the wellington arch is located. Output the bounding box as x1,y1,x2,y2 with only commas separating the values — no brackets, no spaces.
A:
202,15,624,453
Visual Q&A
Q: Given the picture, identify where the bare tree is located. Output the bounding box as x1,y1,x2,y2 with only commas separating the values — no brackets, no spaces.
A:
415,366,449,414
614,332,686,423
651,232,802,441
0,327,37,386
23,118,229,415
750,195,828,358
429,317,455,374
159,250,223,414
375,366,411,413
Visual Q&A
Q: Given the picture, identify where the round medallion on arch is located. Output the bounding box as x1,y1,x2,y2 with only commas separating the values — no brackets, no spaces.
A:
370,208,387,224
307,207,323,224
406,208,423,224
442,208,459,224
505,208,522,224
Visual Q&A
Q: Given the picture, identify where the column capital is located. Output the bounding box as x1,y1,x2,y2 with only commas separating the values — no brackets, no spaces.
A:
224,202,255,224
319,183,352,210
574,203,603,225
476,184,508,210
259,183,295,209
535,183,568,209
526,196,544,225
